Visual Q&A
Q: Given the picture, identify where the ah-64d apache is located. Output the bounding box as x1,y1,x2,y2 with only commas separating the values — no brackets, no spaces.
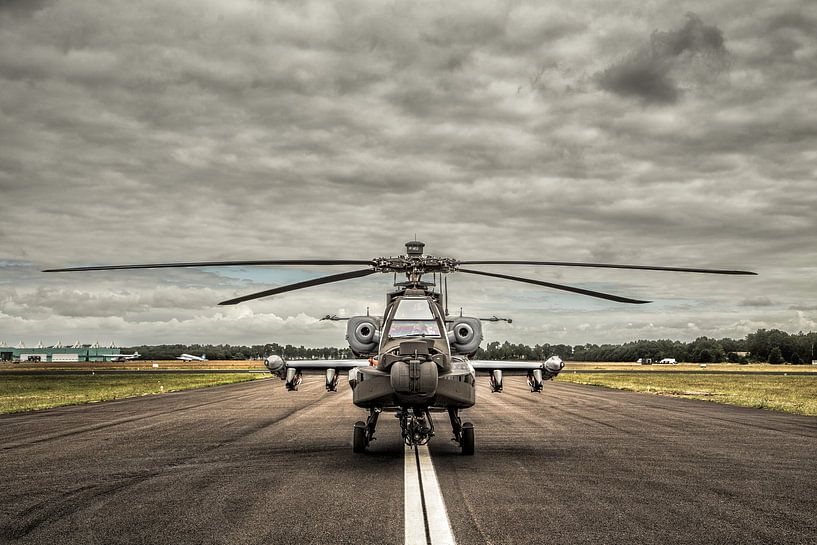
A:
46,241,754,454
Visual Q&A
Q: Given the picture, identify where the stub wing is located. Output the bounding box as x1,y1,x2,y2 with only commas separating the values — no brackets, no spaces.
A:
471,356,564,376
280,359,372,371
263,355,372,392
470,356,564,393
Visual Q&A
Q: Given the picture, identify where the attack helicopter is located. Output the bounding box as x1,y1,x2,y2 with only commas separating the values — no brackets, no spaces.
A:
45,241,755,454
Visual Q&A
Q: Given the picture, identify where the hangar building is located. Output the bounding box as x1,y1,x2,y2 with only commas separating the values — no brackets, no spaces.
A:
0,342,122,363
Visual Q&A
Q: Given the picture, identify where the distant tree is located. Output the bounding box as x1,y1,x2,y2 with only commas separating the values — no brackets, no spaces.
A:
688,337,726,363
768,346,784,364
748,329,797,362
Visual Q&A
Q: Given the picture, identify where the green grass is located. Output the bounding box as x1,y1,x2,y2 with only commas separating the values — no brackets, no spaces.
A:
0,374,266,414
556,372,817,416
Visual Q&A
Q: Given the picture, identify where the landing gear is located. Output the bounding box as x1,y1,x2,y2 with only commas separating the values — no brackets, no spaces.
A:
461,422,475,455
352,408,380,453
353,421,366,453
399,408,434,447
448,407,475,455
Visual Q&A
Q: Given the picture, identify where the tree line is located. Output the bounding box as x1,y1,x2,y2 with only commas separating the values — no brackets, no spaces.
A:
126,343,353,361
126,329,817,364
476,329,816,363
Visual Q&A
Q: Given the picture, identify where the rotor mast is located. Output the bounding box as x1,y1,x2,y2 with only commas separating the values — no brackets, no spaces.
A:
405,240,429,287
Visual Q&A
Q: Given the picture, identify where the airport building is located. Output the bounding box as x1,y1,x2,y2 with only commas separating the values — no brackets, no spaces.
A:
0,342,122,363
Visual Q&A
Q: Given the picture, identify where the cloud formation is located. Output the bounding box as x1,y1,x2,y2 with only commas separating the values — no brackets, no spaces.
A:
597,13,729,103
1,0,816,347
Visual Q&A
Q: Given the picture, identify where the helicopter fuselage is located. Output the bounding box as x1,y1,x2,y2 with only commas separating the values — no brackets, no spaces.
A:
349,290,476,411
342,289,478,447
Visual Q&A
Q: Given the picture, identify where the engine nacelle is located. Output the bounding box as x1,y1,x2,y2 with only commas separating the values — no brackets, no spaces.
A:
264,354,286,379
447,317,482,355
346,316,382,356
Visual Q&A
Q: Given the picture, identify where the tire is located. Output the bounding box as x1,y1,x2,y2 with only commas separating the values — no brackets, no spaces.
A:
461,422,475,455
353,421,367,453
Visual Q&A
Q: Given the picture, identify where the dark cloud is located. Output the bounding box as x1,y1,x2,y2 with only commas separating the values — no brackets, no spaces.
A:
597,13,728,104
739,296,775,307
0,0,51,18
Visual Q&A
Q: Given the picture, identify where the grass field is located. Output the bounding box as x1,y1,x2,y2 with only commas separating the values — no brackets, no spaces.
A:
556,372,817,416
564,362,817,372
0,373,267,415
3,361,816,417
1,360,268,371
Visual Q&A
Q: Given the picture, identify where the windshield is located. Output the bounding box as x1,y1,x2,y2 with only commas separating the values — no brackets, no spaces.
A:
393,298,434,320
388,298,441,338
388,320,441,338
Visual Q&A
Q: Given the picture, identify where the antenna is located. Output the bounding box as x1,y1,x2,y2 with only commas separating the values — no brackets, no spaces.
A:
444,275,449,316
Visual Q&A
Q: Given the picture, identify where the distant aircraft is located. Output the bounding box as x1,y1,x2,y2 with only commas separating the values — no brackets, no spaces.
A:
103,351,141,362
177,353,207,361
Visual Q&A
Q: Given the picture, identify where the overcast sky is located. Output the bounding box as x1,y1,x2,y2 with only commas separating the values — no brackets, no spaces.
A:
1,0,816,348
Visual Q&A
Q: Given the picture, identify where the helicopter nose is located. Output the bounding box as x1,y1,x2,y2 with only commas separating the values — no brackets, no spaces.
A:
390,341,438,399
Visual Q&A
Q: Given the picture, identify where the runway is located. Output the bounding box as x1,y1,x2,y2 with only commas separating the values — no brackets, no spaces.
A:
0,378,815,544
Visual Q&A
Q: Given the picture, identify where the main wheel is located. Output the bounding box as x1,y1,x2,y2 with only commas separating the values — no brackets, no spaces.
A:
461,422,475,455
353,421,367,453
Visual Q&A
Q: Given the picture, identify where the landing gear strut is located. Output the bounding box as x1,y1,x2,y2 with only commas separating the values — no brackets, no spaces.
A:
353,408,380,453
448,407,475,455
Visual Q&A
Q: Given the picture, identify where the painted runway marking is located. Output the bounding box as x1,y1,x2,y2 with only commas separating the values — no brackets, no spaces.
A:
405,444,427,545
405,444,457,545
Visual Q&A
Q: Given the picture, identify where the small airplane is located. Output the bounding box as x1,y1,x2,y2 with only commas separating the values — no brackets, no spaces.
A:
45,241,754,454
177,353,207,361
105,351,141,362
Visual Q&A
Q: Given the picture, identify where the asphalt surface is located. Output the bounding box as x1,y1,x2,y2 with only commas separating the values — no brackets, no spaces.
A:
0,378,815,544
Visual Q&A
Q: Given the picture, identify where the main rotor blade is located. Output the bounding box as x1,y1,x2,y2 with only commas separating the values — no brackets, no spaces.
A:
218,268,377,305
458,261,756,275
457,268,650,304
43,260,372,272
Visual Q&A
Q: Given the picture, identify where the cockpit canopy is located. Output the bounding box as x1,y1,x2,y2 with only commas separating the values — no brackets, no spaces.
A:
387,297,442,339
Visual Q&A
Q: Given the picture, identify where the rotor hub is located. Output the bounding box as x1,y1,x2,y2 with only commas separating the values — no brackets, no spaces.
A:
372,242,459,280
